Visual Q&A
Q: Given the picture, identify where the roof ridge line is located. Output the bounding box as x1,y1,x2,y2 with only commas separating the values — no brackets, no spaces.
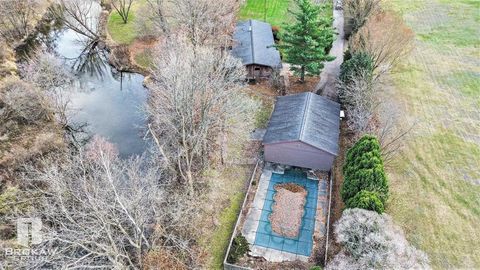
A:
299,93,312,141
249,19,256,64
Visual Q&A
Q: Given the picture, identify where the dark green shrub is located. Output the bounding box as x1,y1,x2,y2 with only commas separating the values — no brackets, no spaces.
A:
339,52,374,84
341,135,389,204
343,49,352,62
346,190,385,213
310,266,323,270
227,234,250,264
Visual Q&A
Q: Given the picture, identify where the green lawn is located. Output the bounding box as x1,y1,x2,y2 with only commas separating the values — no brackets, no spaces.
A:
208,192,245,269
239,0,294,26
385,0,480,268
107,1,145,45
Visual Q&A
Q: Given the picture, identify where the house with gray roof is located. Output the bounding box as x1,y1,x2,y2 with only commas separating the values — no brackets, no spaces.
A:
232,19,282,80
263,92,341,171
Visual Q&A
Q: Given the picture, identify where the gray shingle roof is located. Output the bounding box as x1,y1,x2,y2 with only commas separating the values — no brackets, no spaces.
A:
263,92,341,156
231,19,282,69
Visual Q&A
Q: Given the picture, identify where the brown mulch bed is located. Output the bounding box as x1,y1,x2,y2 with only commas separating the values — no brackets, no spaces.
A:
287,76,319,94
269,183,307,238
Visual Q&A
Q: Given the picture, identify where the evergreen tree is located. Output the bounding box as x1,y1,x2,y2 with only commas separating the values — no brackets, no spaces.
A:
339,52,374,84
346,190,385,213
341,135,389,204
278,0,335,83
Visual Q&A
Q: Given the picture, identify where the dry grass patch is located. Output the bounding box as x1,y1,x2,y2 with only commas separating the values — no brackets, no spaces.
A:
385,0,480,268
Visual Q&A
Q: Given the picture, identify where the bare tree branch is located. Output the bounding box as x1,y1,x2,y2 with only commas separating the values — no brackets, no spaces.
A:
146,36,257,193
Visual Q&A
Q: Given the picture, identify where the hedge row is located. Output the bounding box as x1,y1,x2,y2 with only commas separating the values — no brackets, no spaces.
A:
341,135,388,213
339,52,374,105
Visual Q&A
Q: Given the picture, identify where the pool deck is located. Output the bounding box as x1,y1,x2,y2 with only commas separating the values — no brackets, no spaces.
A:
241,164,329,263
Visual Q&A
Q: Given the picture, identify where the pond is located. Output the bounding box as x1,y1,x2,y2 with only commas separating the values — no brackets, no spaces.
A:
17,3,149,157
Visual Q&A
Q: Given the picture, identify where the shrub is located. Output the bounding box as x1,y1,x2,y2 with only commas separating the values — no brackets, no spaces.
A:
340,52,374,85
343,49,352,62
341,135,388,204
227,234,250,263
0,78,52,126
310,266,323,270
345,190,384,213
338,52,375,107
327,209,430,269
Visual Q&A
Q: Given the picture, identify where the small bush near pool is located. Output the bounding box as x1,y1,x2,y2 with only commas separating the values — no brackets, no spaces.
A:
227,234,250,263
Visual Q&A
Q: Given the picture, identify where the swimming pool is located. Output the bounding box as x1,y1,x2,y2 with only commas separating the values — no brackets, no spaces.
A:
254,170,318,256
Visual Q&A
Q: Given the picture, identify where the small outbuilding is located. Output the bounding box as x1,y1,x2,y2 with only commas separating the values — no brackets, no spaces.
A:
263,92,341,171
232,19,282,80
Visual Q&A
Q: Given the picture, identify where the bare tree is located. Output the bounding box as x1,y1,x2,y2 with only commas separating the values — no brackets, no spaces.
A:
338,70,413,165
343,0,381,38
268,69,288,96
146,37,257,194
340,9,415,163
19,51,75,127
0,77,52,127
8,137,203,269
0,0,39,41
327,208,430,270
349,11,415,73
338,70,378,135
374,101,416,166
52,0,101,41
145,0,170,35
111,0,135,24
172,0,239,47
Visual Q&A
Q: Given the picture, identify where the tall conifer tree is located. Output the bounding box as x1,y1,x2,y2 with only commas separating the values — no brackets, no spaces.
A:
279,0,335,82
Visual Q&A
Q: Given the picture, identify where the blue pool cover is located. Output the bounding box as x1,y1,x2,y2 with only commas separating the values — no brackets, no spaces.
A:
254,170,318,256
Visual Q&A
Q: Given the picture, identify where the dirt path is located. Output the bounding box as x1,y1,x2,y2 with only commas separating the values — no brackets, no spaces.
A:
314,4,345,102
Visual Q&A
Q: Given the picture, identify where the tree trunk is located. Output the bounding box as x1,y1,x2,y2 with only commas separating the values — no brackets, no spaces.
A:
301,66,305,83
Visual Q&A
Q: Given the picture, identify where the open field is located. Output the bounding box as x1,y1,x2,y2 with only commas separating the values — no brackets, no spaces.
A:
385,0,480,268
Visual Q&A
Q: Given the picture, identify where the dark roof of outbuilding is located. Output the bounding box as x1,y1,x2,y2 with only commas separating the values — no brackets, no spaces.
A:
231,19,282,69
263,92,341,156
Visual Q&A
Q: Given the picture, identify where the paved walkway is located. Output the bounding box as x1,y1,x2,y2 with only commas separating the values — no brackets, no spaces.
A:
314,3,345,102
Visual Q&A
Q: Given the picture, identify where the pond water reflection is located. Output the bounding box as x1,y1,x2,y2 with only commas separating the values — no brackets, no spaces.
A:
18,4,149,157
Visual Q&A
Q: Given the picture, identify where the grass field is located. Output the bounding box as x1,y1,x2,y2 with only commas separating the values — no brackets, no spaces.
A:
107,1,145,44
385,0,480,268
239,0,295,26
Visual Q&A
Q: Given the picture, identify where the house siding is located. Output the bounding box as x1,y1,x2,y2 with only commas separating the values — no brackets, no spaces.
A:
264,141,334,171
246,64,273,80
